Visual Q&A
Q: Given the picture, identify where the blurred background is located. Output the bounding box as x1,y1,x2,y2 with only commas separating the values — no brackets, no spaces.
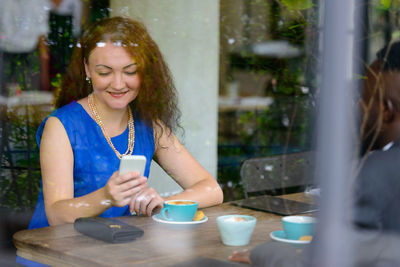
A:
1,0,399,265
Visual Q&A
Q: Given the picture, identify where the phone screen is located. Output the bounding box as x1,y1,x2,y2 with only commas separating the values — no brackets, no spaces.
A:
119,155,147,176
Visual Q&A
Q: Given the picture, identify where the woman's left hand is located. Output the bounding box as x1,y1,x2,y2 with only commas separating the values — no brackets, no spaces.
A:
129,186,164,216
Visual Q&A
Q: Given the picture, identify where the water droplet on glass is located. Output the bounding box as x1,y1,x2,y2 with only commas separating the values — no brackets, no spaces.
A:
113,40,122,47
119,7,130,15
96,42,106,47
264,164,273,171
301,86,309,94
101,200,112,206
282,116,289,127
246,128,254,134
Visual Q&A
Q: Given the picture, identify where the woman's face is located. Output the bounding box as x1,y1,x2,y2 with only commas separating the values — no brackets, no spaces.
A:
84,42,140,111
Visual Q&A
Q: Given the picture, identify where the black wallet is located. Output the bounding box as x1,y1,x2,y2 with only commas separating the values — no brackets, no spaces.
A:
74,217,144,243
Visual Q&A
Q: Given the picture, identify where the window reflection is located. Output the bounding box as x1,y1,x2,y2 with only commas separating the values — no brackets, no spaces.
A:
219,1,316,201
0,0,110,258
2,0,400,266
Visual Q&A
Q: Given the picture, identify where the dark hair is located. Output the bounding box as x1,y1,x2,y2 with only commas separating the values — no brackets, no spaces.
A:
56,16,181,141
360,41,400,153
376,41,400,71
372,41,400,111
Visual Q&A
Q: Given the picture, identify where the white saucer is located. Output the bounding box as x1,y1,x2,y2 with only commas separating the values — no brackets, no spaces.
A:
152,214,208,225
269,230,312,245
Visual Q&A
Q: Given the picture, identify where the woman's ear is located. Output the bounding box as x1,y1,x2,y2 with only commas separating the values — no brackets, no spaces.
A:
84,59,90,78
383,99,395,123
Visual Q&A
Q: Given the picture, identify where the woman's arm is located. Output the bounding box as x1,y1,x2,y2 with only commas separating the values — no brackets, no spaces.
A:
153,124,223,208
40,117,147,225
129,122,223,216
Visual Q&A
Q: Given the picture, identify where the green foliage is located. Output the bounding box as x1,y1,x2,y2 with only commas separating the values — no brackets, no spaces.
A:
219,1,316,201
380,0,392,9
282,0,314,11
239,96,311,147
51,73,63,91
0,107,46,211
392,30,400,39
279,19,307,45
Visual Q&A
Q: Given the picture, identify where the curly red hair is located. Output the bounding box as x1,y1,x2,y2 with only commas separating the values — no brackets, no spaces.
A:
56,16,181,139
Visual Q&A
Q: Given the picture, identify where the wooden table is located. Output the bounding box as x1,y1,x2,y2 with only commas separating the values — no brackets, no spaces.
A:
13,193,315,267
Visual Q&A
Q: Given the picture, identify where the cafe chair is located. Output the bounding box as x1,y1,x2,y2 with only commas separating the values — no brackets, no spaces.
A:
239,150,316,198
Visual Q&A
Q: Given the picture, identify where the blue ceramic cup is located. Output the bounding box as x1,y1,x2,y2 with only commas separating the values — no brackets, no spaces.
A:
160,200,198,222
217,215,257,246
281,216,316,240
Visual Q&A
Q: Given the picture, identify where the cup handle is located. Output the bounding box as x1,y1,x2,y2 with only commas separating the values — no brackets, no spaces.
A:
160,207,172,221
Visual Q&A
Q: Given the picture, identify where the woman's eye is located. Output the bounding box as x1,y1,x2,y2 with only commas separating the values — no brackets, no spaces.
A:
125,71,137,75
98,72,110,76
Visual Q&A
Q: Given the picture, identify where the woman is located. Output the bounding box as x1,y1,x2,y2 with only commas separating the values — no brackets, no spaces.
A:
29,16,223,228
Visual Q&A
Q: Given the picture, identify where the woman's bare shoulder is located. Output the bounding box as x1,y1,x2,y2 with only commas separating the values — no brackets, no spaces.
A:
42,116,68,138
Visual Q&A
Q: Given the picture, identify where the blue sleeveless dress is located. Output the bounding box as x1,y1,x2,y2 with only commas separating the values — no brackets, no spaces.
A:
28,101,155,229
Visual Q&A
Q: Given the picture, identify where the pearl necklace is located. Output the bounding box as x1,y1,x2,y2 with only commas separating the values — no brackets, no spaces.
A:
88,93,135,159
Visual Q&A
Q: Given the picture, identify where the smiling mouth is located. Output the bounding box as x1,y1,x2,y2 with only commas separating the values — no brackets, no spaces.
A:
108,91,128,97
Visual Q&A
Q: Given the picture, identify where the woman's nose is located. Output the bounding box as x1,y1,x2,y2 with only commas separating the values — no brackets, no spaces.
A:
111,73,125,90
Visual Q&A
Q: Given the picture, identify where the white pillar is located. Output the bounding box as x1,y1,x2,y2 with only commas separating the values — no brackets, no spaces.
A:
312,0,357,266
110,1,219,196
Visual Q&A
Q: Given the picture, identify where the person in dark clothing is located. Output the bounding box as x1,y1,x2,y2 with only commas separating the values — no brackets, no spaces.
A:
354,41,400,232
224,41,400,266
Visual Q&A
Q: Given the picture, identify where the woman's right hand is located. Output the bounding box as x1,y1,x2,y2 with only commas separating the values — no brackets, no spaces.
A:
104,171,148,207
228,249,252,264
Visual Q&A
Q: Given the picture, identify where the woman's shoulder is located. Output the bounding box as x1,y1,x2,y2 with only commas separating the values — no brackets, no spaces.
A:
49,101,88,121
41,101,85,130
36,101,81,147
53,101,81,114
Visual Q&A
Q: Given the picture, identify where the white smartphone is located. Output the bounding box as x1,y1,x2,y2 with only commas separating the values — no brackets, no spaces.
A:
119,155,147,176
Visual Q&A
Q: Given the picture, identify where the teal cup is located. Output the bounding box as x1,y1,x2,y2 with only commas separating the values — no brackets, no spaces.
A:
217,215,257,246
160,200,198,222
281,216,316,240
